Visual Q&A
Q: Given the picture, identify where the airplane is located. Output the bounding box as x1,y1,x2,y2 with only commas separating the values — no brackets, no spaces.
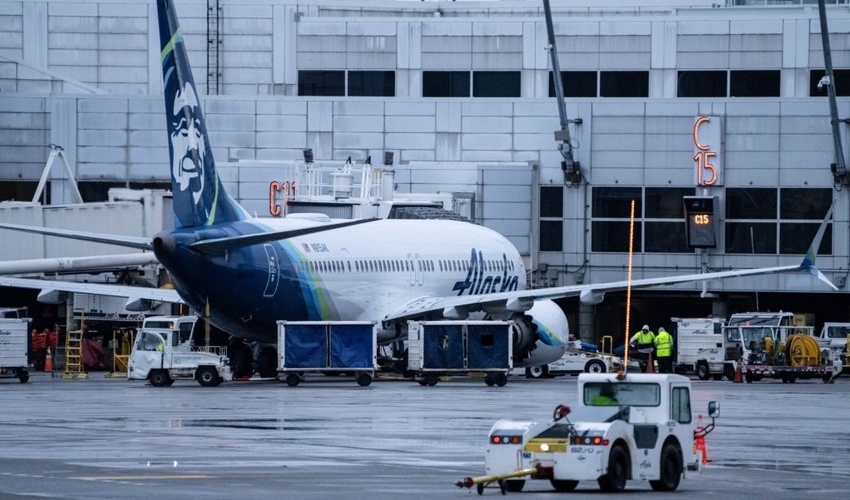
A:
0,0,837,378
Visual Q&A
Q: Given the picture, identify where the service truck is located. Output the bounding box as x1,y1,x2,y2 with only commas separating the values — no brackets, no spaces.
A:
128,315,231,387
724,312,841,383
670,317,729,380
457,372,718,494
818,322,849,368
0,318,29,383
524,337,636,378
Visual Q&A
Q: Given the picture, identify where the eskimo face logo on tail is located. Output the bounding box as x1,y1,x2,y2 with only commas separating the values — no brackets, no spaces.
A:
169,82,205,206
452,249,519,296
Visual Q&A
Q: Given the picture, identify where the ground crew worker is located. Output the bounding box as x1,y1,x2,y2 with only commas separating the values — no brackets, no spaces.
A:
630,324,656,372
654,327,673,373
591,383,619,406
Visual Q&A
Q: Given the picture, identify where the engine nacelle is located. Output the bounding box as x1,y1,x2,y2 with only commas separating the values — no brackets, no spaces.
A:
509,300,569,367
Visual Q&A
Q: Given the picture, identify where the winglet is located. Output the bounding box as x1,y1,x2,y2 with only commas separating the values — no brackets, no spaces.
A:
799,204,838,291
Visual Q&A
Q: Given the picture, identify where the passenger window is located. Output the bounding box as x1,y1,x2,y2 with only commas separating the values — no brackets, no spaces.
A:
671,387,692,424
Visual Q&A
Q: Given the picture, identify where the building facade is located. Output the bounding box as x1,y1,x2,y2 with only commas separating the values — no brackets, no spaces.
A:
1,0,849,338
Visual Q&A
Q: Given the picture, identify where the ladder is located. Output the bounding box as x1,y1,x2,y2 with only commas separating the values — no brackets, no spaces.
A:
206,0,222,95
63,328,87,379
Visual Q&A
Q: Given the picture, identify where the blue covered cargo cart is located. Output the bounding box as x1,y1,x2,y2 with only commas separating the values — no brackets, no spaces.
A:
276,321,377,386
407,320,513,386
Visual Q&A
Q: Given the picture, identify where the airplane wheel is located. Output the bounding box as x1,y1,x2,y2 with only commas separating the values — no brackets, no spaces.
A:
197,366,220,387
150,370,171,387
550,479,578,492
285,373,300,387
356,373,372,387
650,442,682,491
598,444,629,492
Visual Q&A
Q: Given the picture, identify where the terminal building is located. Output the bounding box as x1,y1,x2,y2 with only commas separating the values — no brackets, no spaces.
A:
1,0,849,340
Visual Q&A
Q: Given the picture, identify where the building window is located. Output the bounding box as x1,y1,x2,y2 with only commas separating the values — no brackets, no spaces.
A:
549,71,596,97
644,187,695,253
677,70,727,98
539,186,564,252
600,71,649,97
779,188,833,255
724,188,832,255
423,71,470,97
0,181,47,203
348,71,395,97
77,181,170,202
592,187,642,252
298,70,345,96
730,70,780,97
472,71,520,97
810,69,850,96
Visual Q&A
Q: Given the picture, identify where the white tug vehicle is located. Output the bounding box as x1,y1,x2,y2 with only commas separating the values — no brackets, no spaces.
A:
458,372,718,494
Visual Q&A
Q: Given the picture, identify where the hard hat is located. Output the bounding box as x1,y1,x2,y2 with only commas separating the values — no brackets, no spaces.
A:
642,324,649,331
659,327,666,332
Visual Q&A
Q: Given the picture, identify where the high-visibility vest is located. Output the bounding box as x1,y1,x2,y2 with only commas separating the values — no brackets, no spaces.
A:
655,331,673,357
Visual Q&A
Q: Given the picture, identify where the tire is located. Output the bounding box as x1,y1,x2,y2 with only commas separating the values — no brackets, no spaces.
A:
150,370,171,387
424,374,438,386
18,370,29,383
696,361,711,381
505,480,525,492
526,365,547,379
585,359,606,373
550,479,578,492
649,442,683,491
495,373,508,387
356,373,372,387
484,375,496,387
598,444,629,492
723,364,735,381
285,373,300,387
197,366,220,387
744,370,754,383
229,344,253,379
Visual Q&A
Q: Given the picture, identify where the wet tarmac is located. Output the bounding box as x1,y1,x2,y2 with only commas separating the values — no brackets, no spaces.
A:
0,372,848,499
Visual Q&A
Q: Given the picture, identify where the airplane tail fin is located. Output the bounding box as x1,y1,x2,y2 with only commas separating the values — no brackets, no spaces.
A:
799,203,838,290
156,0,245,228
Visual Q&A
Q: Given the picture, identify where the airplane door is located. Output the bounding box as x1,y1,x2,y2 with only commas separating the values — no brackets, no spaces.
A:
407,253,424,286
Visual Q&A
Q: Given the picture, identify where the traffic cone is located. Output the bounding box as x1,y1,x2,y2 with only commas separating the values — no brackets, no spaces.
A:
733,363,742,384
44,347,53,373
645,352,654,373
693,416,711,464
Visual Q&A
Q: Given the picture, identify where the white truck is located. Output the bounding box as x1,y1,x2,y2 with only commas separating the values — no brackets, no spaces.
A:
0,318,30,383
818,322,849,368
526,338,635,378
671,317,730,380
459,373,718,494
128,315,231,387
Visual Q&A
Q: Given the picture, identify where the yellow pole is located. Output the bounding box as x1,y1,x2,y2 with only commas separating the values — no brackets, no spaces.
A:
622,200,636,376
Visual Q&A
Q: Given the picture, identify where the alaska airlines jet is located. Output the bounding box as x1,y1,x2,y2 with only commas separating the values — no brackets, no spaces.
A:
0,0,836,377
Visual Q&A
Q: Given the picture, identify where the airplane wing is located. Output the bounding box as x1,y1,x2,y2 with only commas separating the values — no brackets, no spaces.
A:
382,258,831,324
0,276,182,304
0,253,159,275
383,204,838,324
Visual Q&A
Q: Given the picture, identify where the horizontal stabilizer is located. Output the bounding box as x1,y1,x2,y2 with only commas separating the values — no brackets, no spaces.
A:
189,218,379,254
0,223,151,250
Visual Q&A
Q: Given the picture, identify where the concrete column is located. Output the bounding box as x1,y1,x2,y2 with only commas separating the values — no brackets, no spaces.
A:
578,301,595,343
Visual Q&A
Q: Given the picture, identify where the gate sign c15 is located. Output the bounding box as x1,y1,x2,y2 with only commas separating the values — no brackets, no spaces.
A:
693,116,722,187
